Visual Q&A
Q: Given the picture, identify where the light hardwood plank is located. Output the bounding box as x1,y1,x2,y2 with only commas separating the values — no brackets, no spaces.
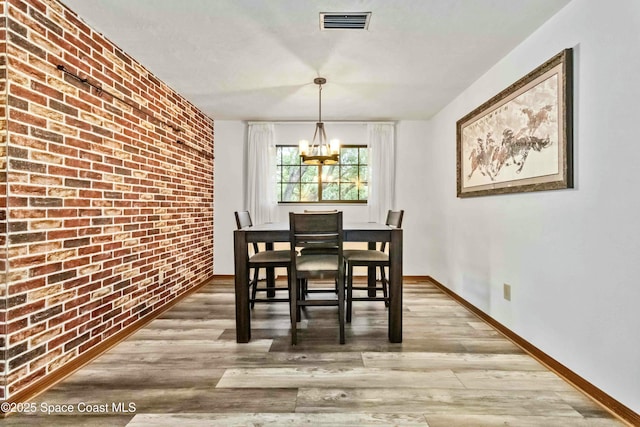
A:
295,388,583,416
362,352,546,371
126,412,429,426
103,339,273,354
0,415,132,426
424,414,623,426
216,367,465,389
453,369,576,391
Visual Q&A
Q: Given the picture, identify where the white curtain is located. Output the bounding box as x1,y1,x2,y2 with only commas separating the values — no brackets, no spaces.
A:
246,123,277,224
367,123,396,223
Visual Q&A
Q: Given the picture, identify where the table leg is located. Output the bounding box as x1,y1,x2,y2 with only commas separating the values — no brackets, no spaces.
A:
234,230,250,342
367,241,376,297
265,242,276,298
389,228,403,343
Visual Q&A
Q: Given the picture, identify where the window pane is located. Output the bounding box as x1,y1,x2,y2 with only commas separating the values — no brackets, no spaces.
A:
301,166,318,183
322,183,339,200
322,164,339,183
340,147,358,164
341,165,358,183
358,183,368,200
359,147,368,164
301,183,319,202
340,183,358,200
277,147,282,164
359,166,368,181
281,147,300,165
282,183,300,202
282,165,301,182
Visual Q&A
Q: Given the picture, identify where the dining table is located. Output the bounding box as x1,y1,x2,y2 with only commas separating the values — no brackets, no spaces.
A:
233,221,403,343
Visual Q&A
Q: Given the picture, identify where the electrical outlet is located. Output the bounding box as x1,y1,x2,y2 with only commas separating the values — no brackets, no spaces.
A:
503,283,511,301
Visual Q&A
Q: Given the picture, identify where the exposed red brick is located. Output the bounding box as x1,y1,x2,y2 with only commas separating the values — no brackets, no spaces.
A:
8,277,46,294
9,254,46,268
8,300,45,321
48,165,78,177
10,83,47,104
63,256,90,269
47,229,77,240
63,218,90,228
29,262,62,277
47,308,79,328
47,329,77,351
2,0,213,401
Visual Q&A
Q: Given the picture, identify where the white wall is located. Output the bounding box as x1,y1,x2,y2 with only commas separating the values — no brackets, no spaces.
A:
424,0,640,412
213,120,246,275
395,121,433,276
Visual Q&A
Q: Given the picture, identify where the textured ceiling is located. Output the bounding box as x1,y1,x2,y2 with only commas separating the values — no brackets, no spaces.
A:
59,0,570,121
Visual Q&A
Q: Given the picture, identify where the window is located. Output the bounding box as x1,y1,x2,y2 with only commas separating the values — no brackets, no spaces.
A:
276,145,368,203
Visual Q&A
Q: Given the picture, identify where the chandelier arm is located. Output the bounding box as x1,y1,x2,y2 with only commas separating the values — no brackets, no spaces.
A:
312,123,319,147
321,123,327,147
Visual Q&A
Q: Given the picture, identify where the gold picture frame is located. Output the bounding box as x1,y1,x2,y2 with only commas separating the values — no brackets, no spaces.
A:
457,49,573,198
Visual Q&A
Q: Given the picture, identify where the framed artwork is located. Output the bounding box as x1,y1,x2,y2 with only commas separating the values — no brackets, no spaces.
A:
456,49,573,198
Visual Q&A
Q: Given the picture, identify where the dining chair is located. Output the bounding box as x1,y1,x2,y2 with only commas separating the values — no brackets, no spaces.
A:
298,209,340,297
289,211,345,345
234,211,291,309
344,209,404,323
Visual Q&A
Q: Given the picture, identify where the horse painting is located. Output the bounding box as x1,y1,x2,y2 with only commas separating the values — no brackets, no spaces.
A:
466,105,554,182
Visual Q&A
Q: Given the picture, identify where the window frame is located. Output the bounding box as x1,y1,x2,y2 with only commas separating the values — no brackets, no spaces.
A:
276,144,368,204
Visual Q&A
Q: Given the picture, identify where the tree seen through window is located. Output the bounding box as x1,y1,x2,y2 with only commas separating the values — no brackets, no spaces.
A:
276,145,368,203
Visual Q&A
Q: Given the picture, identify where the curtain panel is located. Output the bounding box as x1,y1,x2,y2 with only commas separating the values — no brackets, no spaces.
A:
367,123,396,223
246,123,277,224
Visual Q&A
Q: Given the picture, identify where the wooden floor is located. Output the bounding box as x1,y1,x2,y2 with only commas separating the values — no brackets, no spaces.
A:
6,277,624,426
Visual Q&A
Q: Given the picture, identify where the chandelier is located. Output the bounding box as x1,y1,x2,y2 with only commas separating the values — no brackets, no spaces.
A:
299,77,340,165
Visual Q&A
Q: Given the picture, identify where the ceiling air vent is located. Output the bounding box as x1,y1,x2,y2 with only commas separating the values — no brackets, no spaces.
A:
320,12,371,30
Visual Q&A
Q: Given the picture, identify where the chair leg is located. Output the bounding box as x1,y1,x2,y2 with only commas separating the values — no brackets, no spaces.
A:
338,272,345,345
346,262,353,323
250,267,259,309
286,267,293,323
296,279,303,322
290,275,298,345
380,265,389,307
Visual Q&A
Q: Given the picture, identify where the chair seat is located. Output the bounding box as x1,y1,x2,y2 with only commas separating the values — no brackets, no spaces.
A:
343,249,388,262
296,254,339,271
249,250,291,264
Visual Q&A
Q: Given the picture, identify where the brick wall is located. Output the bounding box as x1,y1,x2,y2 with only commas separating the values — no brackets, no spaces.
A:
1,0,8,400
1,0,214,400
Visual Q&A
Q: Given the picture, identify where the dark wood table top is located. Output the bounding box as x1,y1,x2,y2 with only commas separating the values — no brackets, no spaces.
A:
238,221,395,242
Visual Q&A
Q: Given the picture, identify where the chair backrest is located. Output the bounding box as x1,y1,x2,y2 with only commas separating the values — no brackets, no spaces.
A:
290,211,343,250
381,210,404,252
385,210,404,228
289,211,343,277
235,211,253,229
301,210,340,252
234,211,259,254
